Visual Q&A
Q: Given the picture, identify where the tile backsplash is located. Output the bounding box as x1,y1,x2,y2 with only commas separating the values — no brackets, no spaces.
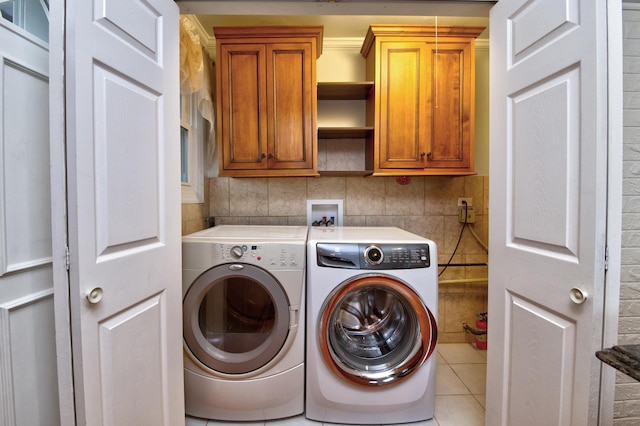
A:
198,174,489,344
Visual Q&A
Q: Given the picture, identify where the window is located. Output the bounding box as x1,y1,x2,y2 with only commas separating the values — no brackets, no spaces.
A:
0,0,49,42
180,126,189,183
180,93,204,204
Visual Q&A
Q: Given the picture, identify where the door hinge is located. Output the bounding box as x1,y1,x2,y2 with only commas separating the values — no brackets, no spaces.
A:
65,245,70,271
604,246,609,271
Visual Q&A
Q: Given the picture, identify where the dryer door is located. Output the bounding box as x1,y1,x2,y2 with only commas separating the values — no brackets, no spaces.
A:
183,263,290,375
319,274,437,386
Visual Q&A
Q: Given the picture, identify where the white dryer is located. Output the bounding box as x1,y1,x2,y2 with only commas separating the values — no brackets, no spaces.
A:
306,226,438,424
182,225,307,421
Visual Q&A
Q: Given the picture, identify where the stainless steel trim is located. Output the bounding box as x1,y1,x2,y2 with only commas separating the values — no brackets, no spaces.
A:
317,273,437,386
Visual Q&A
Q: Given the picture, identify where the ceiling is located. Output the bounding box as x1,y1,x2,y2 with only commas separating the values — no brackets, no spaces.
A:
181,1,492,41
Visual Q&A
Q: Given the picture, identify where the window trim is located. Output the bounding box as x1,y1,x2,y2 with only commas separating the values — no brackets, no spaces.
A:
180,93,204,204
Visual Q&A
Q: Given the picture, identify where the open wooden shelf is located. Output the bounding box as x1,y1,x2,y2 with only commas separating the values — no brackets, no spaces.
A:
317,81,374,100
317,81,374,177
317,126,373,139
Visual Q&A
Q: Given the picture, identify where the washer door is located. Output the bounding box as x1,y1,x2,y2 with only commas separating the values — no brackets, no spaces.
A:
183,263,290,375
319,274,437,386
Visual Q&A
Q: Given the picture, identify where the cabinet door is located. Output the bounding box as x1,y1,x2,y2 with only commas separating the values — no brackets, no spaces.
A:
425,40,474,172
218,43,268,171
266,42,316,171
377,41,430,170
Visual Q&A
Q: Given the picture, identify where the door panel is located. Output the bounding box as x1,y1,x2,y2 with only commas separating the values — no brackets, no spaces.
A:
507,295,576,426
429,42,472,169
2,55,51,274
219,44,267,169
98,294,167,426
488,0,608,424
60,0,183,424
511,67,580,255
94,65,162,253
0,20,59,426
511,0,578,60
1,289,58,425
379,42,428,169
268,43,314,169
432,49,463,162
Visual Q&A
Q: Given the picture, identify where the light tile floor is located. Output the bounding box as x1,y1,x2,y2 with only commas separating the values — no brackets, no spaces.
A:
186,343,486,426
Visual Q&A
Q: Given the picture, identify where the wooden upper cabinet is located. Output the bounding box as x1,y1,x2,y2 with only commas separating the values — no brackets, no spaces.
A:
361,25,485,175
214,26,323,177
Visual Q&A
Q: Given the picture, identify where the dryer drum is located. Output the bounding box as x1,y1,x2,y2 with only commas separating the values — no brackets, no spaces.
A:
333,288,410,359
183,263,291,375
224,278,276,334
318,274,437,386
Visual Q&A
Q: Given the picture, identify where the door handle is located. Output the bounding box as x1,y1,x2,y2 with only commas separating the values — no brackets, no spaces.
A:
569,287,587,304
86,287,103,304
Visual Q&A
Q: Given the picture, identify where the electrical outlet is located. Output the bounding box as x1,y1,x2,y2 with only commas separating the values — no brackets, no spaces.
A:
459,207,476,223
457,197,473,207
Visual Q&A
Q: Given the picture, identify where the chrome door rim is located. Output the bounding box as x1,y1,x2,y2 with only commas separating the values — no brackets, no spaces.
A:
318,273,437,386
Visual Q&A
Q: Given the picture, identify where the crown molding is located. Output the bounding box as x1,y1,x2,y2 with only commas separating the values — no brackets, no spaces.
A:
182,15,216,58
476,38,489,51
184,16,490,61
323,37,366,50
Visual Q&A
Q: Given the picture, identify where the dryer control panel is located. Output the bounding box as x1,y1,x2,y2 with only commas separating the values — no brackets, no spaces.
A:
316,243,431,269
210,242,305,270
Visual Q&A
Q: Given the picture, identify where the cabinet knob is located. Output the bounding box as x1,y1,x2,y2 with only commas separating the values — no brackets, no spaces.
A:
259,153,266,160
421,152,426,157
268,153,273,159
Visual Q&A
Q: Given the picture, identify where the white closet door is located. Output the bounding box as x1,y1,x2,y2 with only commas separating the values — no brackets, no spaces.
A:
488,0,612,424
53,0,184,424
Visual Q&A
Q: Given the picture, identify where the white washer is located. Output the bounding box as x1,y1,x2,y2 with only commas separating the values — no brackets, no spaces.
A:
182,225,307,421
306,226,438,424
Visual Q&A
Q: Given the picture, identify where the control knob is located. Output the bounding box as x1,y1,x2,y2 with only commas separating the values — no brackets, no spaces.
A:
364,245,384,265
230,245,244,259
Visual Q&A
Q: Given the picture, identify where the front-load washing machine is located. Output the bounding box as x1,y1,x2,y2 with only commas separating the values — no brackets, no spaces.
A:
306,226,438,424
182,225,307,421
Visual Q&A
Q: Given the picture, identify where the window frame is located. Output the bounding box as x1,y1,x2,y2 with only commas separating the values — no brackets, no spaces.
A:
180,93,204,204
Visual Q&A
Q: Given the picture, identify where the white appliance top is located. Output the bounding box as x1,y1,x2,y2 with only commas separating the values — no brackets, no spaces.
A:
308,226,430,243
183,225,308,242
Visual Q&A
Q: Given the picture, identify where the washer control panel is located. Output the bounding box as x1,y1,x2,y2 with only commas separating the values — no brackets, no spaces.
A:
316,243,431,269
210,242,305,269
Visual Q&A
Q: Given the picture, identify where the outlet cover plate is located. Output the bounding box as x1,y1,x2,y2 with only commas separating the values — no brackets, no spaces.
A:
459,207,476,223
458,197,473,207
